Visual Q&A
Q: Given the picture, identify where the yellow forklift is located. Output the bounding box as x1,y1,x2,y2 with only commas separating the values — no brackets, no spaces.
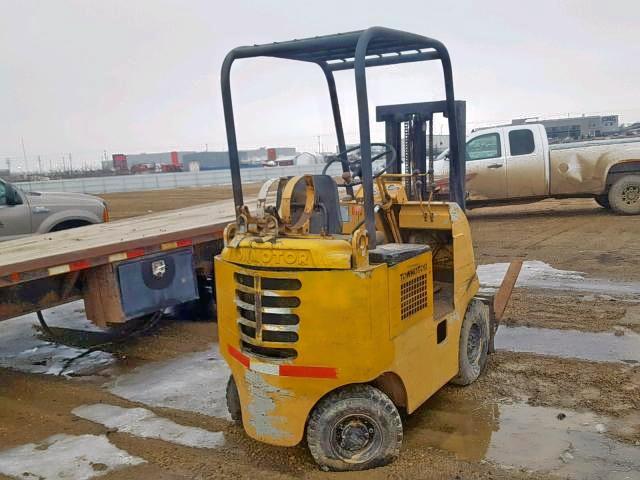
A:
215,27,518,471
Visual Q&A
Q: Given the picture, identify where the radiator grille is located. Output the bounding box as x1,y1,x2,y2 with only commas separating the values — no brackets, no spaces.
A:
400,273,428,320
234,272,300,360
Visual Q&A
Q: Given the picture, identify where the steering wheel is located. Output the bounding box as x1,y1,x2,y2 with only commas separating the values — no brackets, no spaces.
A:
322,143,397,186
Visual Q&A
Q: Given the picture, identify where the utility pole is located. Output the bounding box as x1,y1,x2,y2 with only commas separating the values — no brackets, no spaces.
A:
68,153,73,172
317,135,321,154
37,155,42,174
21,137,27,173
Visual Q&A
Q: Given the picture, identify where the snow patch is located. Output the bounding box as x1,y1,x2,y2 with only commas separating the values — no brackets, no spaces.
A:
0,434,144,480
73,404,224,448
108,348,230,419
478,260,640,296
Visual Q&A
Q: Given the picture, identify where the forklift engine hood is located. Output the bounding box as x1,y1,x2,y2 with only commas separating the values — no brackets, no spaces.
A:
221,236,354,270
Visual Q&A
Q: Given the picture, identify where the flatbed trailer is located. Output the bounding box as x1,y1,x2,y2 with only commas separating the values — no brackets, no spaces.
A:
0,194,522,332
0,199,238,327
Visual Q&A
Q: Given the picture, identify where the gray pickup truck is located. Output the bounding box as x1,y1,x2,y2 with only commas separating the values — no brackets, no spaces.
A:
0,178,108,240
434,124,640,214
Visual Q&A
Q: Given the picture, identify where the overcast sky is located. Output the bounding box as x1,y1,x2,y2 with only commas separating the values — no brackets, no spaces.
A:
1,0,639,171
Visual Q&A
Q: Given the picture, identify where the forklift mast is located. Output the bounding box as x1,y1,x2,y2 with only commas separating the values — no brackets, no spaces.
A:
376,101,466,202
221,27,467,247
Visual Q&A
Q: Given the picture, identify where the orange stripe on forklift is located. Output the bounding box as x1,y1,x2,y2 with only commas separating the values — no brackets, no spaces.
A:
279,365,337,379
227,344,336,378
228,345,250,368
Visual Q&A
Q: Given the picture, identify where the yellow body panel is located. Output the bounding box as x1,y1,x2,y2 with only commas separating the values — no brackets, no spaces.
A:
221,236,353,270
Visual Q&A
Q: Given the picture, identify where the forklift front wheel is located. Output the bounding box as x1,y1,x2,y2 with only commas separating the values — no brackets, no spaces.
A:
226,376,242,425
451,300,490,386
306,384,402,471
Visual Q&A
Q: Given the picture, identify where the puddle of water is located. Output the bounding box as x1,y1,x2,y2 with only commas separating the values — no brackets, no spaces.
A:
0,433,145,480
406,392,640,480
478,260,640,297
108,347,231,419
73,404,225,449
495,326,640,364
0,302,114,376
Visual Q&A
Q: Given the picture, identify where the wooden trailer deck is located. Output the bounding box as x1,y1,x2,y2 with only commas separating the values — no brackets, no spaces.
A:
0,199,237,286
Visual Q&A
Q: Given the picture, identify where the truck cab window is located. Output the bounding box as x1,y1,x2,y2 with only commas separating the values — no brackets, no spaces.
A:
0,182,6,206
508,129,535,156
466,133,501,161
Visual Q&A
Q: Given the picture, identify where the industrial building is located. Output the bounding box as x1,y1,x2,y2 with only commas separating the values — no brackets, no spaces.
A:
112,146,297,172
512,114,620,141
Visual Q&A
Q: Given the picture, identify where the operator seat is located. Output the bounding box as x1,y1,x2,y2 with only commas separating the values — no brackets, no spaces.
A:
277,175,343,234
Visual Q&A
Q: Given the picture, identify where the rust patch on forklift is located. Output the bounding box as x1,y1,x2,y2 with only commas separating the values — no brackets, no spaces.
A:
244,369,294,440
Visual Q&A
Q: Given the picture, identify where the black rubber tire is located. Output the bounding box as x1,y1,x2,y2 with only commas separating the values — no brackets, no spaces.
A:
608,175,640,215
594,194,610,209
451,299,490,386
226,376,242,425
306,384,402,472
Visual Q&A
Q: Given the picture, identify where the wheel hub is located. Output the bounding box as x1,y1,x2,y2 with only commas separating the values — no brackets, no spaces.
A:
334,416,377,456
467,323,483,365
622,185,640,205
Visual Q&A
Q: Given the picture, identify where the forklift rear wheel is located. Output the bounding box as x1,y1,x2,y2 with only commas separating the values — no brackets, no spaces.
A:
306,384,402,471
226,376,242,425
451,300,490,386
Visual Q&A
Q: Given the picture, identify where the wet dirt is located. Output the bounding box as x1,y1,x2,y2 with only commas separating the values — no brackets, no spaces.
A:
405,392,640,479
467,198,640,282
0,195,638,478
495,325,640,363
475,352,640,444
502,289,639,333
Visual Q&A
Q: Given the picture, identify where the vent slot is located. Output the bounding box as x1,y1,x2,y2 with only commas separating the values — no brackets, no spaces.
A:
239,324,299,343
234,273,301,291
237,307,299,326
235,290,300,308
400,272,428,320
242,342,297,360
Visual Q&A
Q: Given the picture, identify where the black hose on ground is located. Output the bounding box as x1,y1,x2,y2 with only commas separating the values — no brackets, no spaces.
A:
36,309,165,376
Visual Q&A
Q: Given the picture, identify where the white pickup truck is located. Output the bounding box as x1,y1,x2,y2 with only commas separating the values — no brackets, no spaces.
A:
434,124,640,214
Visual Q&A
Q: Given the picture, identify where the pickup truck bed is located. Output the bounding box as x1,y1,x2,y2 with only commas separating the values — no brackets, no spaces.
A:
0,199,238,325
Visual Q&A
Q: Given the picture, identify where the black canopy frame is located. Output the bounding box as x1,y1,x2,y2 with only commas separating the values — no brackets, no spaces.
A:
221,26,465,247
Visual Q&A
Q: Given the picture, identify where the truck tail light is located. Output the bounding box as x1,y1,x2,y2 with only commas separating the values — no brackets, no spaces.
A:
102,204,110,223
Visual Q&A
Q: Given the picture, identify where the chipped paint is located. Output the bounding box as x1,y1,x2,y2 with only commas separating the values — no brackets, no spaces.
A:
448,203,460,222
244,369,294,441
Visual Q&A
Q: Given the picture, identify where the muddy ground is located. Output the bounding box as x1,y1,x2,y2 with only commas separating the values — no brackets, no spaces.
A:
0,191,639,479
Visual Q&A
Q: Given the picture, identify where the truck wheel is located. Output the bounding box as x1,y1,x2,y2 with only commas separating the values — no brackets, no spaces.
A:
594,194,610,209
609,175,640,215
306,384,402,471
226,376,242,425
451,300,490,386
